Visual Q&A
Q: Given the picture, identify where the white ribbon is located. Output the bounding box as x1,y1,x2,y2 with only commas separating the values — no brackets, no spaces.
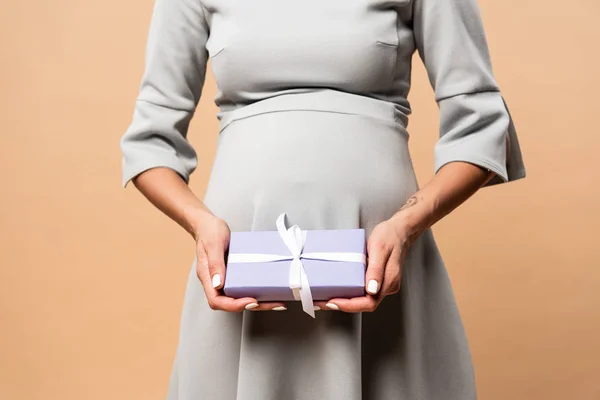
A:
227,213,366,318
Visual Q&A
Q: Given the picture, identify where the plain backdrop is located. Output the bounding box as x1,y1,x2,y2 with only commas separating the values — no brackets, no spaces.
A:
1,0,599,399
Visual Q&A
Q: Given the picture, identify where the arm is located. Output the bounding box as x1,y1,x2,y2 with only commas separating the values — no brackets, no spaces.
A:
132,168,212,239
319,162,493,312
133,169,280,311
320,0,525,312
393,0,527,241
390,161,495,247
121,0,284,312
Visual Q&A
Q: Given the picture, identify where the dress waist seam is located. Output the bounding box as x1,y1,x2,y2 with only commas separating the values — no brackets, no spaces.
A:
216,90,408,134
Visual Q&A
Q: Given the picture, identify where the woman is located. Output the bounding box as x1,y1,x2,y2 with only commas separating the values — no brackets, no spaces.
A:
121,0,525,399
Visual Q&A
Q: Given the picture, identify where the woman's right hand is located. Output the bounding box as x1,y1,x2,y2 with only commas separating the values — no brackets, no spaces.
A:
193,213,288,312
131,168,286,312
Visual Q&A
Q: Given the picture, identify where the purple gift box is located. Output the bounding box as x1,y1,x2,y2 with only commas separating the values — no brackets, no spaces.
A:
223,228,366,302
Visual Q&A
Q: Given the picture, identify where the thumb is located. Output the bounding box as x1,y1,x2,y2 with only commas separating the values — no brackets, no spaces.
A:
365,240,391,295
204,241,227,290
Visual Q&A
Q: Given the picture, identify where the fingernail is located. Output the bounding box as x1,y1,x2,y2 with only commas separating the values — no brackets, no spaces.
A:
313,306,321,311
212,274,221,288
245,303,259,310
325,303,339,310
272,306,287,311
367,279,379,295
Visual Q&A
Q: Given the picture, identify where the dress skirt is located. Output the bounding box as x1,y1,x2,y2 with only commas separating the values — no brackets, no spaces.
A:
166,92,477,400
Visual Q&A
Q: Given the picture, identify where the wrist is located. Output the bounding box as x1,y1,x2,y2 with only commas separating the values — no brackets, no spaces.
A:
182,204,215,240
390,197,436,245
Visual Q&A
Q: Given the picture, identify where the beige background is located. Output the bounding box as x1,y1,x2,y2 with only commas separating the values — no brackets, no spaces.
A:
1,0,599,399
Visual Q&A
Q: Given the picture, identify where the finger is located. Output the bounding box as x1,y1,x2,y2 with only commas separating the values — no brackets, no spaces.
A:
196,244,209,282
209,294,261,312
365,238,392,296
322,295,380,313
247,302,288,311
196,254,258,312
204,241,227,290
380,248,402,296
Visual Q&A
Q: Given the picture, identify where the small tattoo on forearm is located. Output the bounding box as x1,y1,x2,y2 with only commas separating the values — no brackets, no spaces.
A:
400,196,418,211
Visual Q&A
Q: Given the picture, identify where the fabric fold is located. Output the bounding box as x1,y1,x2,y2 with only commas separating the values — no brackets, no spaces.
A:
433,91,526,186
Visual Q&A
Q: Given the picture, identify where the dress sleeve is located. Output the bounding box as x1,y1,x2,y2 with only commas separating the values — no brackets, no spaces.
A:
413,0,526,186
120,0,209,187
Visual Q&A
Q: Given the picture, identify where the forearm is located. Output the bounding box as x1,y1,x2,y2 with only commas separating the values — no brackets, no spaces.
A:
131,167,214,239
390,162,495,244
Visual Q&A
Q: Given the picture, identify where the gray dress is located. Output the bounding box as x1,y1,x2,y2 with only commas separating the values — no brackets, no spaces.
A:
120,0,526,399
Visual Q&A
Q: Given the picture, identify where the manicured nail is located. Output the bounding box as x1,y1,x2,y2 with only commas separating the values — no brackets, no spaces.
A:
367,279,379,295
326,303,339,310
245,303,259,310
212,274,221,288
272,306,287,311
313,306,321,311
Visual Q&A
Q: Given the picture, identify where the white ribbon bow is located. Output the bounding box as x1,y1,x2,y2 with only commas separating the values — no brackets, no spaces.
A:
227,213,366,318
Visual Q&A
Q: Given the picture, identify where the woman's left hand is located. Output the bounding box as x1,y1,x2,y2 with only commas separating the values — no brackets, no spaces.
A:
314,215,412,312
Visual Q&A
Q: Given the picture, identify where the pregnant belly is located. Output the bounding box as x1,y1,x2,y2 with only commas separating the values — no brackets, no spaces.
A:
203,109,419,233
